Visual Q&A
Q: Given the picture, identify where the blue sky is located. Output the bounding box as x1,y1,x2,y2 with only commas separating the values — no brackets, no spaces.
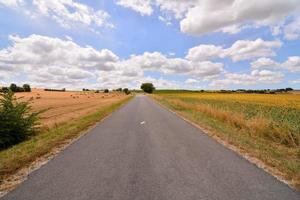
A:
0,0,300,90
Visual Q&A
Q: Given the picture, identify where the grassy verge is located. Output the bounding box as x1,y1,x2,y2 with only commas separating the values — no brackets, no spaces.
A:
152,94,300,190
0,96,133,184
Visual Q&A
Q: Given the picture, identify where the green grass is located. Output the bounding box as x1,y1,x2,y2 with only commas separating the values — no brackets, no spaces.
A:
0,96,133,184
152,93,300,190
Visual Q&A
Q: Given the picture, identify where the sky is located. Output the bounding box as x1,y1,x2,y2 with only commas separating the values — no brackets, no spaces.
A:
0,0,300,90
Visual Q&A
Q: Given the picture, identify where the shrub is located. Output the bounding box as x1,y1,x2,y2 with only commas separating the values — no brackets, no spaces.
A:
141,83,155,93
0,87,9,93
104,89,109,93
23,84,31,92
0,91,41,149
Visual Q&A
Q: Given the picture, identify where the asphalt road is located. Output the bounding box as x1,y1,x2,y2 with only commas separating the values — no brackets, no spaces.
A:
2,95,299,200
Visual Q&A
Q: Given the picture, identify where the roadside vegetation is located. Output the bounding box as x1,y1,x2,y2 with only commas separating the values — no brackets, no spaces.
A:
152,91,300,189
0,91,41,149
0,89,133,189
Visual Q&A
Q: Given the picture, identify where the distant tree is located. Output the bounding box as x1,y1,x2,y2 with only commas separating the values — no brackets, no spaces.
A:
141,83,155,93
104,89,109,93
286,87,293,91
123,88,130,95
116,88,122,92
0,87,9,93
23,84,31,92
9,83,18,92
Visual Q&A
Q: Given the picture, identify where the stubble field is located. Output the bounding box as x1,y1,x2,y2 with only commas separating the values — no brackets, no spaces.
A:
15,89,127,128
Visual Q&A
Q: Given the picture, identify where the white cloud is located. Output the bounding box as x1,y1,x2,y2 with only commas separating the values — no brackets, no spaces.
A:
123,51,223,78
282,56,300,72
116,0,153,16
115,0,300,37
180,0,300,36
210,70,284,88
0,34,118,71
32,0,113,28
250,57,280,69
186,44,223,61
0,0,113,29
0,34,121,87
186,38,282,62
284,16,300,40
224,39,282,62
158,16,172,26
185,78,199,84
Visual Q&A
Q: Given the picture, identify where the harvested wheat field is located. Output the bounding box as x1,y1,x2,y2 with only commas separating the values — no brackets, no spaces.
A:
15,89,128,128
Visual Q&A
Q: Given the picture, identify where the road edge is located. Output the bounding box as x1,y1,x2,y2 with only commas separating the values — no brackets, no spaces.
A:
149,95,297,192
0,96,134,197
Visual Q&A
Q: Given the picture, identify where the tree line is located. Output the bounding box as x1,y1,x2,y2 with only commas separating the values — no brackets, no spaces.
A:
0,83,31,93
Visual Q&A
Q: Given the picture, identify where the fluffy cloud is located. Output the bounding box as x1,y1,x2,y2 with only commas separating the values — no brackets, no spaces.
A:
250,57,280,69
210,70,284,88
123,51,223,78
282,56,300,72
0,34,121,87
186,44,223,61
0,0,113,29
180,0,300,35
116,0,300,36
284,16,300,40
186,39,281,62
250,56,300,72
0,34,118,70
224,39,282,62
116,0,153,16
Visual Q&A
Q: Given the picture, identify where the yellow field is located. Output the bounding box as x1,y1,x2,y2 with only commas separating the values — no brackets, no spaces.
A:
169,92,300,109
153,91,300,189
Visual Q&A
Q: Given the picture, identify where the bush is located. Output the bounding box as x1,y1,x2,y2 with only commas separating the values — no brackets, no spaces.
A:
123,88,130,95
9,83,17,92
0,91,41,149
104,89,109,93
23,84,31,92
141,83,155,93
0,87,9,93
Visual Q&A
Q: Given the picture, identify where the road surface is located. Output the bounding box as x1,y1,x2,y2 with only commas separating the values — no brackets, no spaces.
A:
2,95,299,200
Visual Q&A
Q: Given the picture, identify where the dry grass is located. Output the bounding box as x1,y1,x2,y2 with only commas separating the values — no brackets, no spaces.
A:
153,92,300,190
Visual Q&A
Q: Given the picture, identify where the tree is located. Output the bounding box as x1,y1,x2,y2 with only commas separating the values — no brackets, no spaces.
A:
141,83,155,93
116,88,122,92
123,88,130,95
0,91,41,149
23,84,31,92
9,83,17,92
104,89,109,93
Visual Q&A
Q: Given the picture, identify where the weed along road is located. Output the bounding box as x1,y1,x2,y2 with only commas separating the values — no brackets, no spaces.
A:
2,95,299,200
